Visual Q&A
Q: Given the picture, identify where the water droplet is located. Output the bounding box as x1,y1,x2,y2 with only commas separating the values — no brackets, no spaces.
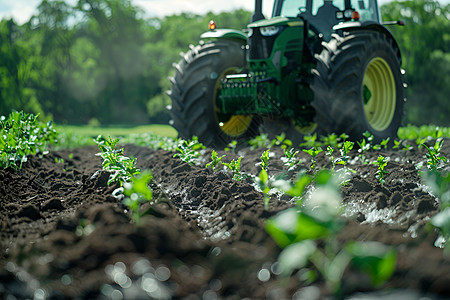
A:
34,289,46,300
61,274,72,286
257,269,271,282
155,266,171,281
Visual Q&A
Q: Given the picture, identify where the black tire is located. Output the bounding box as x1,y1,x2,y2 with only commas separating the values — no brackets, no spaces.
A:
311,30,405,143
169,40,260,148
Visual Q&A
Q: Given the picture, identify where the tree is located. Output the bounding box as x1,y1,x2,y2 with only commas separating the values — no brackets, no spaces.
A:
381,0,450,125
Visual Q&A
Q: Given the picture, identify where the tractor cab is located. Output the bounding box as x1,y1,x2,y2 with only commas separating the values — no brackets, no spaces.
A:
269,0,381,41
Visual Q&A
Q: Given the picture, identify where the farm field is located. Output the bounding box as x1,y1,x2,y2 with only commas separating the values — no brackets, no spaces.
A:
1,124,450,299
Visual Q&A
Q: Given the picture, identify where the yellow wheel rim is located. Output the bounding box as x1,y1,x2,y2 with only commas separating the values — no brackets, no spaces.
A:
363,57,396,132
214,67,252,137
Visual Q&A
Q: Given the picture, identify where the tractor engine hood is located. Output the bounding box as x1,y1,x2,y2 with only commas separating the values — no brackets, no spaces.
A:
248,16,303,29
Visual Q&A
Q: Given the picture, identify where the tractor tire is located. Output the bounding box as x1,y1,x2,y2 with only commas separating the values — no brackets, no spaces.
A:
311,30,405,143
169,40,260,148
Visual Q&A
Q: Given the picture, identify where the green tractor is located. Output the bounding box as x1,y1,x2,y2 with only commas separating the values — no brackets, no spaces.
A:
169,0,405,147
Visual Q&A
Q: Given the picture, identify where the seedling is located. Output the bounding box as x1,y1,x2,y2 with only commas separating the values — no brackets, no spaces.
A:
174,136,205,165
270,133,293,149
357,132,372,164
223,157,245,181
266,171,396,295
325,146,336,171
0,111,57,169
281,148,301,171
257,168,271,210
300,133,321,148
303,147,323,170
205,150,226,172
373,155,389,185
320,133,348,149
224,140,237,153
123,171,153,222
373,137,390,151
336,141,354,166
248,134,270,149
260,149,270,171
422,138,447,172
94,135,140,186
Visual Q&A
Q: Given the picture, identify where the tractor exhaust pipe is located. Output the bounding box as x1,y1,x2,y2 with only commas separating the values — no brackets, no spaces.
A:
251,0,265,22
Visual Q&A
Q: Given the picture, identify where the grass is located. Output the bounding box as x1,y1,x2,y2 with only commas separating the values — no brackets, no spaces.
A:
56,124,177,138
54,124,178,149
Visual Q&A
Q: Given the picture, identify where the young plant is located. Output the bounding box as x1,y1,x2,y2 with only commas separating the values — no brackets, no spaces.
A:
0,111,57,169
357,132,372,164
266,171,396,295
94,135,140,186
336,141,354,166
206,150,226,172
174,136,205,165
224,140,237,153
300,133,321,148
260,149,270,171
422,138,447,172
248,134,269,149
270,133,293,149
303,147,323,170
123,171,153,223
373,155,389,185
373,137,390,151
257,168,271,210
281,148,301,171
223,157,245,181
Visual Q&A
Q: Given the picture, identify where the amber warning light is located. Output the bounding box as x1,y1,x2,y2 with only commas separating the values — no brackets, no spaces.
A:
209,20,216,30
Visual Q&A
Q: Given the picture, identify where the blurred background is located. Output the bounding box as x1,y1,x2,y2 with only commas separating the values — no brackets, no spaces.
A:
0,0,448,127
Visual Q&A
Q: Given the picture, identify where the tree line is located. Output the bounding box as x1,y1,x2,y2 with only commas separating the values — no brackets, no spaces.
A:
0,0,448,126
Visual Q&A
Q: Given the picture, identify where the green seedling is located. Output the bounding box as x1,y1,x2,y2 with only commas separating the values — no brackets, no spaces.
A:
260,149,270,171
123,171,153,222
300,133,321,148
266,171,396,295
373,137,390,151
223,157,245,181
320,133,348,149
303,147,323,170
0,111,58,169
326,146,337,171
248,134,269,149
336,141,354,166
357,132,372,164
373,155,389,185
257,169,271,210
174,136,205,165
224,140,237,153
270,133,293,149
422,138,447,172
281,148,301,171
94,135,140,186
206,150,226,172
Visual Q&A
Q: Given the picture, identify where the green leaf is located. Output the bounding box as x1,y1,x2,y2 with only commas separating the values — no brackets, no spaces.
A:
278,241,316,277
346,241,397,286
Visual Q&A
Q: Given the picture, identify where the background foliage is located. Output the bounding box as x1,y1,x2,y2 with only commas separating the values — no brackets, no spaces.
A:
0,0,448,126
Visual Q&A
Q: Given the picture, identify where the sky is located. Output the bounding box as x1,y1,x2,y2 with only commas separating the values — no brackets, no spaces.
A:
0,0,448,25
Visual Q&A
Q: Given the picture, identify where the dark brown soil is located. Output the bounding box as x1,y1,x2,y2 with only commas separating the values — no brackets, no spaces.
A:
1,140,449,299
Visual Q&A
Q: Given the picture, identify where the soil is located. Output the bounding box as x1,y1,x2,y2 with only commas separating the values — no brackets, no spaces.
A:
1,140,450,299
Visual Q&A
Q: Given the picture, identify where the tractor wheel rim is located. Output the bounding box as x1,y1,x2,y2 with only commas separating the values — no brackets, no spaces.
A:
214,67,252,137
363,57,396,132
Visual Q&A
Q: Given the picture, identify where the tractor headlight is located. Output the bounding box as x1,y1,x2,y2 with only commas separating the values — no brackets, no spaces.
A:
260,26,281,37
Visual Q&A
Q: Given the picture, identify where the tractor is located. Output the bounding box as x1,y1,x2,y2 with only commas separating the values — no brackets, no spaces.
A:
169,0,405,148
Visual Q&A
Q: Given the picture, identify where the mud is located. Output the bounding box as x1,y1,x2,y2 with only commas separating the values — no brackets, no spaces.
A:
0,140,449,299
